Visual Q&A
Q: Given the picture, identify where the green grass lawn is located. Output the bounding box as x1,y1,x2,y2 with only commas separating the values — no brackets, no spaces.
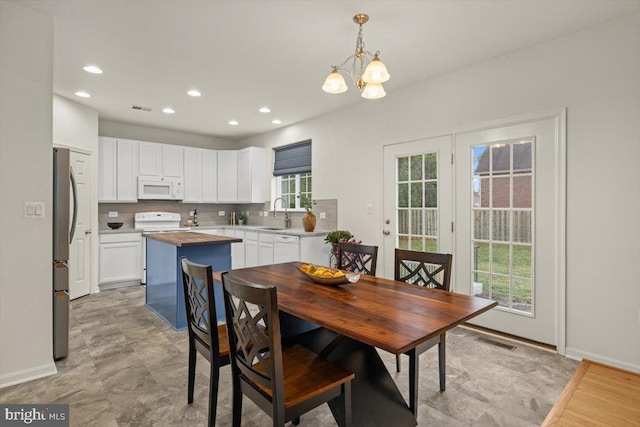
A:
397,237,532,308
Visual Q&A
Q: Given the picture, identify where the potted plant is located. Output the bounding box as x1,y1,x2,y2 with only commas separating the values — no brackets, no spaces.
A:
324,230,361,267
297,194,317,232
237,212,246,225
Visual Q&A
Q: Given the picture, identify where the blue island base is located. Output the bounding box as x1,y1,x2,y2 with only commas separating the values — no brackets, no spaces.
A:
145,239,230,330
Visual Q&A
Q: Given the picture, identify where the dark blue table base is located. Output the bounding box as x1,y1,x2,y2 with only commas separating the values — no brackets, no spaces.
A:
282,318,417,427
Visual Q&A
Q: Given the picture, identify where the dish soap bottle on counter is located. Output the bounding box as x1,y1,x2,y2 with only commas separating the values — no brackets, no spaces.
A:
193,209,198,226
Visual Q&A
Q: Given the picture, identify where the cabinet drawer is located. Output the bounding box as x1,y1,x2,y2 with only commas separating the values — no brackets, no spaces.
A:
259,233,274,243
245,231,259,241
99,233,141,244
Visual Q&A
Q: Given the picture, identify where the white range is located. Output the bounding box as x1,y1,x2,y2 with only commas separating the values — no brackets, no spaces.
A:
135,212,190,283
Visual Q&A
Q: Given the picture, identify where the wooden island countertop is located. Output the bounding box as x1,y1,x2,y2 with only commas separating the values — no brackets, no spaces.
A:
143,231,242,247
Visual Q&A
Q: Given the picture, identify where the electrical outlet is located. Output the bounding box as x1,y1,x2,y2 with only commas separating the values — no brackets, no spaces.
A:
319,212,326,219
108,211,118,218
366,204,374,214
218,211,225,216
190,210,195,217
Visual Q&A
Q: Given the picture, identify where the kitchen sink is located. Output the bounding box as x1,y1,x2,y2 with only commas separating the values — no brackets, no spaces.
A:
260,227,285,230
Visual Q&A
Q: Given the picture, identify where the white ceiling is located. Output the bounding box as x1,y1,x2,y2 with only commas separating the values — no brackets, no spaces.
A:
21,0,640,140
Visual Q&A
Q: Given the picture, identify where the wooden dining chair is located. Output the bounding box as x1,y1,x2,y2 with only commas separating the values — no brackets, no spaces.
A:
337,242,378,276
394,249,452,415
181,257,230,427
221,272,355,427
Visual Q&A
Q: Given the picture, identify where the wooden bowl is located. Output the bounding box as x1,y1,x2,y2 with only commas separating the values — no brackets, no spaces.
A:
297,263,350,286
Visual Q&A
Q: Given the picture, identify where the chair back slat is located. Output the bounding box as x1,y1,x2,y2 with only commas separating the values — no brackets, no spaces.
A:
338,242,379,276
222,273,284,404
181,257,219,351
394,249,452,290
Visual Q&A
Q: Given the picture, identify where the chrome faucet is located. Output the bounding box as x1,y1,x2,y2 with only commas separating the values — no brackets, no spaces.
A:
272,197,291,229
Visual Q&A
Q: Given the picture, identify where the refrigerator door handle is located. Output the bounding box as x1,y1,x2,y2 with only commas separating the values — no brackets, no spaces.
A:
69,166,78,244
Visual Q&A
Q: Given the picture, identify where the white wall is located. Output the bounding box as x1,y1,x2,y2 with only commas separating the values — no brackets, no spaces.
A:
240,14,640,372
99,119,236,150
53,95,100,294
0,2,56,386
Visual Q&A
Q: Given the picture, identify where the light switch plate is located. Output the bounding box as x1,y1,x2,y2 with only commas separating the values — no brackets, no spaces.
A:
218,211,225,216
24,202,45,219
108,211,118,218
366,204,374,214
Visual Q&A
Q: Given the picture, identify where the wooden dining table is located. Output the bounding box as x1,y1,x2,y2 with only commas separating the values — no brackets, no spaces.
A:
216,262,498,426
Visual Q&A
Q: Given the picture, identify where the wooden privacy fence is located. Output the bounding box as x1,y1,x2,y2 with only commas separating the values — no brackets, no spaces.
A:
397,209,532,243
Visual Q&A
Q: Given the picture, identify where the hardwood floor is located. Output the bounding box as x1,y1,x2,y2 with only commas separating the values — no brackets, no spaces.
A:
542,360,640,426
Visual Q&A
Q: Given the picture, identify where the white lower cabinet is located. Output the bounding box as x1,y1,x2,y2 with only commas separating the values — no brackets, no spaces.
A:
186,228,329,268
99,233,142,284
245,231,259,267
258,233,274,266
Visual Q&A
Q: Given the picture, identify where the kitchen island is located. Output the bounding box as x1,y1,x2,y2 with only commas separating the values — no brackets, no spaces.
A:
144,231,241,330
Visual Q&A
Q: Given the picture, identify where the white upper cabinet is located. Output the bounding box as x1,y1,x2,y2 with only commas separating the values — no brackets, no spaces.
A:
183,147,217,203
138,142,162,177
183,147,202,202
162,144,183,178
138,142,183,178
98,137,138,202
201,149,218,203
217,150,238,202
237,147,266,203
98,137,117,201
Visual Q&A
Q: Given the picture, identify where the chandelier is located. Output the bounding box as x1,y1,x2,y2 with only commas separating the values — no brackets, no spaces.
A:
322,13,390,99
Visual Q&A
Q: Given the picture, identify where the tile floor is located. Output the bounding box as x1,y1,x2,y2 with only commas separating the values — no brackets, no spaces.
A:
0,286,578,426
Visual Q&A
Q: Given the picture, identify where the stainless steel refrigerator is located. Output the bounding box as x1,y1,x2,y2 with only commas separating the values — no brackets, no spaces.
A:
53,147,78,360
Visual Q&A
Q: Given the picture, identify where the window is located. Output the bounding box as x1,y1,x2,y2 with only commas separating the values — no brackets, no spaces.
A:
277,173,312,209
273,141,312,210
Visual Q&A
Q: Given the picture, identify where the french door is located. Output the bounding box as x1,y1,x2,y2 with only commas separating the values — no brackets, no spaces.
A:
455,116,563,345
383,113,564,346
382,135,453,277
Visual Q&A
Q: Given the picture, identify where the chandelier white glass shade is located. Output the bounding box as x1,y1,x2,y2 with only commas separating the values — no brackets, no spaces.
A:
322,14,390,99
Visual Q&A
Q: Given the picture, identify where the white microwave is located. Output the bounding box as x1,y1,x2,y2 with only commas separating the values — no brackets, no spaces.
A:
138,177,184,200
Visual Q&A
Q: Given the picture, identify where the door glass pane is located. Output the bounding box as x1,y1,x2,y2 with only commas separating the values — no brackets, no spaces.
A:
492,177,510,208
396,152,439,253
471,140,535,315
398,183,408,208
492,275,510,308
410,155,423,180
411,182,423,207
424,182,437,207
491,243,510,275
425,153,437,179
513,176,531,208
398,157,409,181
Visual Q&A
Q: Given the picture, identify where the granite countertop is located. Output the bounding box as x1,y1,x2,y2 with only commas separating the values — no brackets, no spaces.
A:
143,231,242,247
194,225,328,237
99,228,142,234
99,225,328,237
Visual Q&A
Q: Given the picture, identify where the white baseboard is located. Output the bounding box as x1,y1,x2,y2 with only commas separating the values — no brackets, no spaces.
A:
0,362,57,388
565,347,640,374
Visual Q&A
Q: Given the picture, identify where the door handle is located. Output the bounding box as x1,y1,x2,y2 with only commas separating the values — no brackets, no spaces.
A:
85,229,92,234
383,230,390,236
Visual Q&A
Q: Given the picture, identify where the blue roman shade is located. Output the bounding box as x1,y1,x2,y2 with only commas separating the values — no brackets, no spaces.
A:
273,140,312,176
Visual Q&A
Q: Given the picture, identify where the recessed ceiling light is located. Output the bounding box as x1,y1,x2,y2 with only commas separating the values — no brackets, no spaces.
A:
272,119,282,125
74,91,91,98
228,120,239,126
187,90,202,97
83,65,103,74
259,107,271,113
162,108,175,114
